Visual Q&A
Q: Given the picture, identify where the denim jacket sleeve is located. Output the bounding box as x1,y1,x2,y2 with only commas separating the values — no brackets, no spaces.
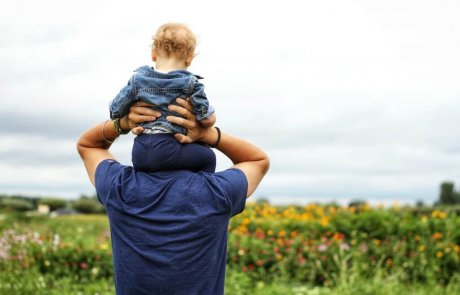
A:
190,78,215,121
109,75,137,119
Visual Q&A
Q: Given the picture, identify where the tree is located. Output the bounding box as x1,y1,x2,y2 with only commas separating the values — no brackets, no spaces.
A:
439,181,458,205
454,191,460,204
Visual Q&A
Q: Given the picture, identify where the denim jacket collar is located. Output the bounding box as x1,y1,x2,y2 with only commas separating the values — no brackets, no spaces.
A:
134,65,203,79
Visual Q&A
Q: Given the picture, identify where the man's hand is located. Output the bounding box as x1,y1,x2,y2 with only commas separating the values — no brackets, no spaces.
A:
166,98,211,144
127,101,161,135
127,98,216,144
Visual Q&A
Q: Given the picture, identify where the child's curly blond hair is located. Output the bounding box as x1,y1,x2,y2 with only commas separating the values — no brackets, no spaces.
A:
152,23,196,60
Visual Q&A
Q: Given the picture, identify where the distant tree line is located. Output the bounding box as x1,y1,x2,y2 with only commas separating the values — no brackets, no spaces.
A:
438,181,460,205
1,181,459,213
0,193,105,214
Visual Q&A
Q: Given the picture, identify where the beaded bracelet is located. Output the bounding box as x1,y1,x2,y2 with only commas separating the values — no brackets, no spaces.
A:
209,126,221,148
113,118,130,135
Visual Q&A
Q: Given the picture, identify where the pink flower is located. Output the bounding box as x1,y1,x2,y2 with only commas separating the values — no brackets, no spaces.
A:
317,244,328,252
359,243,369,253
340,243,350,251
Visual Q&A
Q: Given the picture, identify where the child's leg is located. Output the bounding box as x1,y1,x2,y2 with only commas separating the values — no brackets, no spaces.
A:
132,133,216,173
174,142,216,173
132,134,155,172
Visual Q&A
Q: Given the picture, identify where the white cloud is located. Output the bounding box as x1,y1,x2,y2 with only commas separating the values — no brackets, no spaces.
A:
1,0,459,204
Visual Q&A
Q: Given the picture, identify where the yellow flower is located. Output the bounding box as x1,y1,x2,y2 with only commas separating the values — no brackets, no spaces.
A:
321,216,329,227
431,210,447,219
436,251,444,258
418,245,426,252
454,245,460,253
278,230,286,238
100,243,109,250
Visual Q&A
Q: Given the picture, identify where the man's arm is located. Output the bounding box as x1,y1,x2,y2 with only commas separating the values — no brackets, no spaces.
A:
76,120,125,185
216,132,269,197
76,105,161,185
78,99,269,197
167,99,269,198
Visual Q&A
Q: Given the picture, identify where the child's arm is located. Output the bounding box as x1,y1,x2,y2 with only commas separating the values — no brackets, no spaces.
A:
110,75,136,119
190,79,216,125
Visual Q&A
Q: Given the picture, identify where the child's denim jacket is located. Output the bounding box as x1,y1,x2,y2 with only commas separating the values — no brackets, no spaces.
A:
110,65,214,135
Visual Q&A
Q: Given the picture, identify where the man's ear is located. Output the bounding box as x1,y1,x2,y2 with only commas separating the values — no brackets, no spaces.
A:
151,50,157,62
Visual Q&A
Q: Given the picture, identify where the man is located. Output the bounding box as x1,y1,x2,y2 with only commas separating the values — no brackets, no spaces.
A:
77,98,269,294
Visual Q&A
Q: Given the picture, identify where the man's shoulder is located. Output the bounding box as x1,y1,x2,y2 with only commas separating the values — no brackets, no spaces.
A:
96,163,246,188
199,169,248,192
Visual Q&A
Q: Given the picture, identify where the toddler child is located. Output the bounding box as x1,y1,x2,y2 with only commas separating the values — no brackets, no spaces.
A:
110,23,217,173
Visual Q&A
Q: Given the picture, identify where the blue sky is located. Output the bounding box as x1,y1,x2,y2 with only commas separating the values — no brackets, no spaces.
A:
1,0,459,205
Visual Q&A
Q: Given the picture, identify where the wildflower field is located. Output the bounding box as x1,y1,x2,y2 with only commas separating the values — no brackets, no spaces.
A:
0,202,459,295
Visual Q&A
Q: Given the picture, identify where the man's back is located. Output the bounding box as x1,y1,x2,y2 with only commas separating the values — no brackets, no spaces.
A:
95,159,247,295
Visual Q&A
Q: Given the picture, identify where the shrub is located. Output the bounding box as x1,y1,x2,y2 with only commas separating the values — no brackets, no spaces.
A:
72,199,105,214
0,198,34,212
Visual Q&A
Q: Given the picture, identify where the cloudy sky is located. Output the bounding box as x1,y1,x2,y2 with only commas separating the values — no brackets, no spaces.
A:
1,0,459,205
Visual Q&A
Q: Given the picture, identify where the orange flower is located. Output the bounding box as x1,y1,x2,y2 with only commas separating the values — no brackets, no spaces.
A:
332,232,344,241
278,230,286,238
432,232,442,240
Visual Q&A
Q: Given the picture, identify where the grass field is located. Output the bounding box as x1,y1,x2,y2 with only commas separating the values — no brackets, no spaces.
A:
1,202,459,294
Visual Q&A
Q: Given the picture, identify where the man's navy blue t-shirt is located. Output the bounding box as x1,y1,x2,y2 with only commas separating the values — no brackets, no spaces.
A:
95,160,248,295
